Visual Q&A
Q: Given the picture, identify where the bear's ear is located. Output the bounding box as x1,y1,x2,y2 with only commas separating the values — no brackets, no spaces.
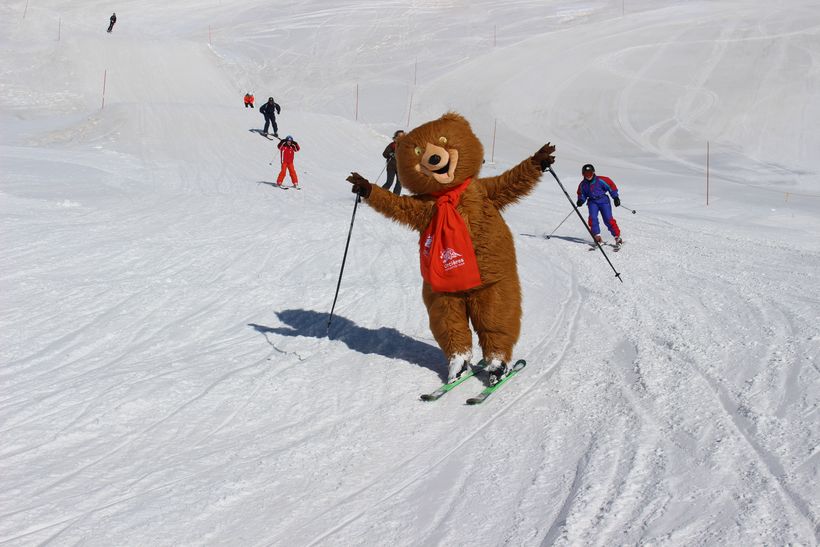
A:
440,111,468,124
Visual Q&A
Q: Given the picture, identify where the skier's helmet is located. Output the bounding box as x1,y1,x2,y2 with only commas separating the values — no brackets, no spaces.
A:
582,163,595,174
285,135,293,141
268,97,274,101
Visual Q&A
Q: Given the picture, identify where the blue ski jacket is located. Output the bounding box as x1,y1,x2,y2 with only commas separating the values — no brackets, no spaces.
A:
577,175,619,204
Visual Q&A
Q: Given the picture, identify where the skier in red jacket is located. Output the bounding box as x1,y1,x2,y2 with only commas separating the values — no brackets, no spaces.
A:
276,136,300,188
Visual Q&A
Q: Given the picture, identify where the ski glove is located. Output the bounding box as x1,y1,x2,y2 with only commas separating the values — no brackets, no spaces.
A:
346,172,372,198
613,197,621,207
576,199,584,207
531,142,556,172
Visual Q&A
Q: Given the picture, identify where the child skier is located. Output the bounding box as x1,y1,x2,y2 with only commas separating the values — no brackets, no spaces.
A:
244,92,254,108
107,13,117,33
576,163,623,246
276,136,300,188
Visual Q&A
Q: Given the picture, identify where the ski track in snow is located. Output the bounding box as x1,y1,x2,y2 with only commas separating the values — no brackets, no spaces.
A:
1,0,819,545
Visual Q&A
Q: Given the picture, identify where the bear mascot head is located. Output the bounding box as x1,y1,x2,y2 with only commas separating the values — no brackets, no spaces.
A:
395,112,484,195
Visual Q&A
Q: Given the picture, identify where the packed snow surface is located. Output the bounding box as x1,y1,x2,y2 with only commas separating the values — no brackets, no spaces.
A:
1,0,819,545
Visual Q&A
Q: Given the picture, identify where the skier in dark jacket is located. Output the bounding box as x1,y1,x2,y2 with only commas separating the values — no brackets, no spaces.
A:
259,97,281,137
576,163,623,245
107,13,117,33
381,130,405,195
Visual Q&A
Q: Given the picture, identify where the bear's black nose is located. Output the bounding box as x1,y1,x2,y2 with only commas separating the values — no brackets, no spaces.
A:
428,154,441,166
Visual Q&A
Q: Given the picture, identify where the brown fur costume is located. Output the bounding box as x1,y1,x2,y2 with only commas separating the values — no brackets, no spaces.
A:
347,113,555,372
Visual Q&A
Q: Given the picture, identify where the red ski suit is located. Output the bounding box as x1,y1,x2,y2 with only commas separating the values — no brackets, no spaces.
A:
276,140,300,185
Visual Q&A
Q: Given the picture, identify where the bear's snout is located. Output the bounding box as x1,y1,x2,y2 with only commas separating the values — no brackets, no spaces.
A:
416,142,458,184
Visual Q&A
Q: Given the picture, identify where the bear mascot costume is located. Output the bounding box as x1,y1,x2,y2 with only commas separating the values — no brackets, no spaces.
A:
347,112,555,385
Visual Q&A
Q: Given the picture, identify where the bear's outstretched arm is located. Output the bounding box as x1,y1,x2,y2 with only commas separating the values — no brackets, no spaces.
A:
479,143,555,211
479,157,543,211
366,186,435,232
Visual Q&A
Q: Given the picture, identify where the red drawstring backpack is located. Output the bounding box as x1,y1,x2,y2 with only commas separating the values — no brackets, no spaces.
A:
419,179,482,292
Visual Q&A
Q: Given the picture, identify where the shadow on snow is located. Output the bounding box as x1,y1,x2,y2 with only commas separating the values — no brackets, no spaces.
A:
257,180,286,189
520,233,590,245
249,309,445,377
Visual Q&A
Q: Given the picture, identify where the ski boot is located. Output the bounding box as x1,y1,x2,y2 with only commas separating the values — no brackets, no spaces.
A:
446,354,471,383
486,359,508,386
593,234,603,244
615,236,623,245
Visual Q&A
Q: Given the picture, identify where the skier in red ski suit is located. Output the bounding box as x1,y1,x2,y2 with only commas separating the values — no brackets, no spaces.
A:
276,136,300,187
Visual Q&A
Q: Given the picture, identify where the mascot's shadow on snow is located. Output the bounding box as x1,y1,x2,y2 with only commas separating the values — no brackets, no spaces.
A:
249,309,445,376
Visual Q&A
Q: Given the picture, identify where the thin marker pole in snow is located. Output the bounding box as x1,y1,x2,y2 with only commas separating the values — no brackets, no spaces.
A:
327,192,363,333
406,90,413,128
101,69,107,110
23,0,28,19
706,140,710,206
58,18,61,41
493,25,497,47
355,83,359,121
490,119,497,163
547,166,622,282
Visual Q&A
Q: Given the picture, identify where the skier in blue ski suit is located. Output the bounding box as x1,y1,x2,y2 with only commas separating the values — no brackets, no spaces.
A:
576,164,623,244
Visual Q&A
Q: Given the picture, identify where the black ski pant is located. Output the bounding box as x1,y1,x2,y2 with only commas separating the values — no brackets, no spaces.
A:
263,116,278,135
381,168,401,195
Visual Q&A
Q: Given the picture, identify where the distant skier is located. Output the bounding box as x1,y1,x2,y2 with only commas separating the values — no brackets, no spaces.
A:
244,92,254,108
107,13,117,33
276,136,300,188
576,163,623,246
381,130,405,195
259,97,281,137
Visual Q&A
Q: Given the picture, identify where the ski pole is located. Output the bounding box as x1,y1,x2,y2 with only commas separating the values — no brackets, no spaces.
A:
616,202,637,214
544,210,574,239
373,161,388,185
327,156,393,332
327,190,363,333
547,166,622,283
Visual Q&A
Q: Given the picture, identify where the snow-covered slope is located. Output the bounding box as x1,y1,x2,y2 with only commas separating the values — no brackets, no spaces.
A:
1,0,818,545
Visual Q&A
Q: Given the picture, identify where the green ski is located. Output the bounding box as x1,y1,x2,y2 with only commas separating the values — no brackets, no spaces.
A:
420,360,486,401
465,359,527,405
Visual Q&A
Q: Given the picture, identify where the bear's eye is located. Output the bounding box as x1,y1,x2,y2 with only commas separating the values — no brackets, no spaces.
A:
414,146,422,156
439,136,448,145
